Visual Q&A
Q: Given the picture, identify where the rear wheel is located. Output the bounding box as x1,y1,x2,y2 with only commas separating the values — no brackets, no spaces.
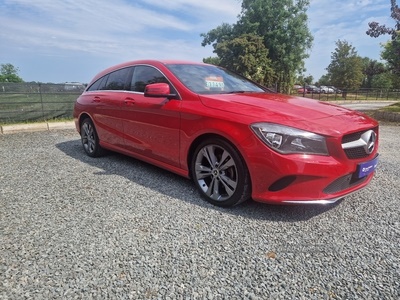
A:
80,118,105,157
191,138,251,207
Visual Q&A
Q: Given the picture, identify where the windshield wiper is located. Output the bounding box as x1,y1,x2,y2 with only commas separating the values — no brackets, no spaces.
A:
225,90,253,94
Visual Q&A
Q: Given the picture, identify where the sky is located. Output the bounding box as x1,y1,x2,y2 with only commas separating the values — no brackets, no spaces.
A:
0,0,395,84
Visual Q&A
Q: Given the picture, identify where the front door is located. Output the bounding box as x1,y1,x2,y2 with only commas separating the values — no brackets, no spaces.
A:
121,65,181,168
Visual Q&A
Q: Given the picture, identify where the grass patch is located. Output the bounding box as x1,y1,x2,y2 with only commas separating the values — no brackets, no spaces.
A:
0,117,74,126
379,102,400,113
0,93,77,124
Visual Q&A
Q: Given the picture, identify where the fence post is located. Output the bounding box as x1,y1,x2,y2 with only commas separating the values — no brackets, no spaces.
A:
39,83,45,121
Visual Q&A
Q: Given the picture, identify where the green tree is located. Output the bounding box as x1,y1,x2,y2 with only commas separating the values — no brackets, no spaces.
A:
203,57,221,66
366,0,400,78
201,23,236,49
0,63,23,82
201,0,313,93
296,74,314,85
316,74,331,86
361,58,386,88
371,72,393,89
212,33,274,86
326,40,364,90
381,38,400,77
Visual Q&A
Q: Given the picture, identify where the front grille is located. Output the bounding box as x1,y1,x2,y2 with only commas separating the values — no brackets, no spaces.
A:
342,127,378,159
342,131,363,144
324,173,368,194
344,147,369,159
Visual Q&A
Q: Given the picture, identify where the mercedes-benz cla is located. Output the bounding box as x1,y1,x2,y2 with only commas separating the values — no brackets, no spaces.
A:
73,60,379,207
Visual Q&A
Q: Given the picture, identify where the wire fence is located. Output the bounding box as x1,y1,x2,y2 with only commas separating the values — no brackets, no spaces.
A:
293,88,400,101
0,82,85,124
1,82,399,124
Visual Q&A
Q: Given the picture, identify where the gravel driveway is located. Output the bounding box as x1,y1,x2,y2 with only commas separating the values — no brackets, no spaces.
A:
1,125,399,299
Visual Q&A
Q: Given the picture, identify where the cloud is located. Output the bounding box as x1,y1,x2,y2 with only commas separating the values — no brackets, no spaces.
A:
0,0,196,57
3,0,192,31
0,0,242,61
140,0,241,19
305,0,393,79
0,0,395,83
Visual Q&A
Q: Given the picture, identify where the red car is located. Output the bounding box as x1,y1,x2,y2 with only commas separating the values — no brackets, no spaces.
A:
73,60,379,207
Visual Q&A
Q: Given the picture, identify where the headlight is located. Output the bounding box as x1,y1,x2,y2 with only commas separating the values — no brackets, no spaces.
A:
251,123,328,155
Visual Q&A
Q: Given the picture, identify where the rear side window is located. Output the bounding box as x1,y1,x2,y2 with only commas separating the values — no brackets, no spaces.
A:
87,67,132,91
87,75,108,91
131,66,170,93
104,67,132,90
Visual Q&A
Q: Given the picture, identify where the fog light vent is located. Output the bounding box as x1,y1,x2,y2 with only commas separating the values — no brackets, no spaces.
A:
268,176,296,192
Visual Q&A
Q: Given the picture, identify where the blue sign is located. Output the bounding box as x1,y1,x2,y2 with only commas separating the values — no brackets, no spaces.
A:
358,156,379,178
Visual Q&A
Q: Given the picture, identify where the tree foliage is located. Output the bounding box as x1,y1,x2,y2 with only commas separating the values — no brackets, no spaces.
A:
297,74,314,85
366,0,400,37
201,0,313,93
316,74,330,86
208,33,274,86
366,0,400,77
0,63,23,82
371,72,393,89
361,58,386,88
381,38,400,76
326,40,364,90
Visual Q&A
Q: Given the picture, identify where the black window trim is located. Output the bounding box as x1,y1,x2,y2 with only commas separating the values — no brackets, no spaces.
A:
85,64,181,100
127,64,181,100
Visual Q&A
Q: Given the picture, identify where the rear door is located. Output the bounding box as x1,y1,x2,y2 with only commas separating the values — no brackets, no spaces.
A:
88,67,133,148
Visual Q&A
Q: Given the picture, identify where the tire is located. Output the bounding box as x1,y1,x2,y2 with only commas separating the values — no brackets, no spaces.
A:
191,138,251,207
80,118,105,157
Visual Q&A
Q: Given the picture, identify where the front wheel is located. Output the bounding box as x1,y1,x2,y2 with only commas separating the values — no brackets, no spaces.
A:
80,118,105,157
191,138,251,207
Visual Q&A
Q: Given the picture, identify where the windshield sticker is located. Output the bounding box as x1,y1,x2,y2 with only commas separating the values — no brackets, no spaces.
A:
205,76,225,89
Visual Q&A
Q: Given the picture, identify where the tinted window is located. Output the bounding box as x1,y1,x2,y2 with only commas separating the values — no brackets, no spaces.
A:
131,66,169,93
104,68,131,90
87,75,108,91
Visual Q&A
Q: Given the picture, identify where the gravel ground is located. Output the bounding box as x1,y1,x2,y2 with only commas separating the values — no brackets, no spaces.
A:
0,126,399,299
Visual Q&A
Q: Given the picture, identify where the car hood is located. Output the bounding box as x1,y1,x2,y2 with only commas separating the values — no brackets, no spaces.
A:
199,93,378,136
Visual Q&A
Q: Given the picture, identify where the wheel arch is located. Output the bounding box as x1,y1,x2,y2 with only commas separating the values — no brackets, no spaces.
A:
187,133,250,182
77,113,92,134
187,133,253,206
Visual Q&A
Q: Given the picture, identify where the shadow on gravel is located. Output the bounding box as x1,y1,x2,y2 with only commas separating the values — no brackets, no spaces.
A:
56,139,341,222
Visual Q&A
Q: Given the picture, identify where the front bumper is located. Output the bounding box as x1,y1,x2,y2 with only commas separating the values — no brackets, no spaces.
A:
241,135,378,204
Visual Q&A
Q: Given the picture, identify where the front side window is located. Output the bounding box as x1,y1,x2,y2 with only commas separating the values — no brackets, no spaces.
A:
131,66,170,93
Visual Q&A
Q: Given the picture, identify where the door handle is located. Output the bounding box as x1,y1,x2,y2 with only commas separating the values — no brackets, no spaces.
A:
93,96,101,103
124,97,135,106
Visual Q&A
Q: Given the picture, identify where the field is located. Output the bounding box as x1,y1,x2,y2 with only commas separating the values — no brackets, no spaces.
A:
0,83,82,124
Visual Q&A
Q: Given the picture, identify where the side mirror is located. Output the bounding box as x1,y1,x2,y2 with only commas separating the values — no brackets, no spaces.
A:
144,83,177,99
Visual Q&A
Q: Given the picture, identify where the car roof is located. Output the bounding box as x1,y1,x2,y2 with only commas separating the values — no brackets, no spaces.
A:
108,59,206,70
89,59,209,84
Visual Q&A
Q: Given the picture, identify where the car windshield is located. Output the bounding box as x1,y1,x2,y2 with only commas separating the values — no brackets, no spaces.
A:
166,64,267,94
